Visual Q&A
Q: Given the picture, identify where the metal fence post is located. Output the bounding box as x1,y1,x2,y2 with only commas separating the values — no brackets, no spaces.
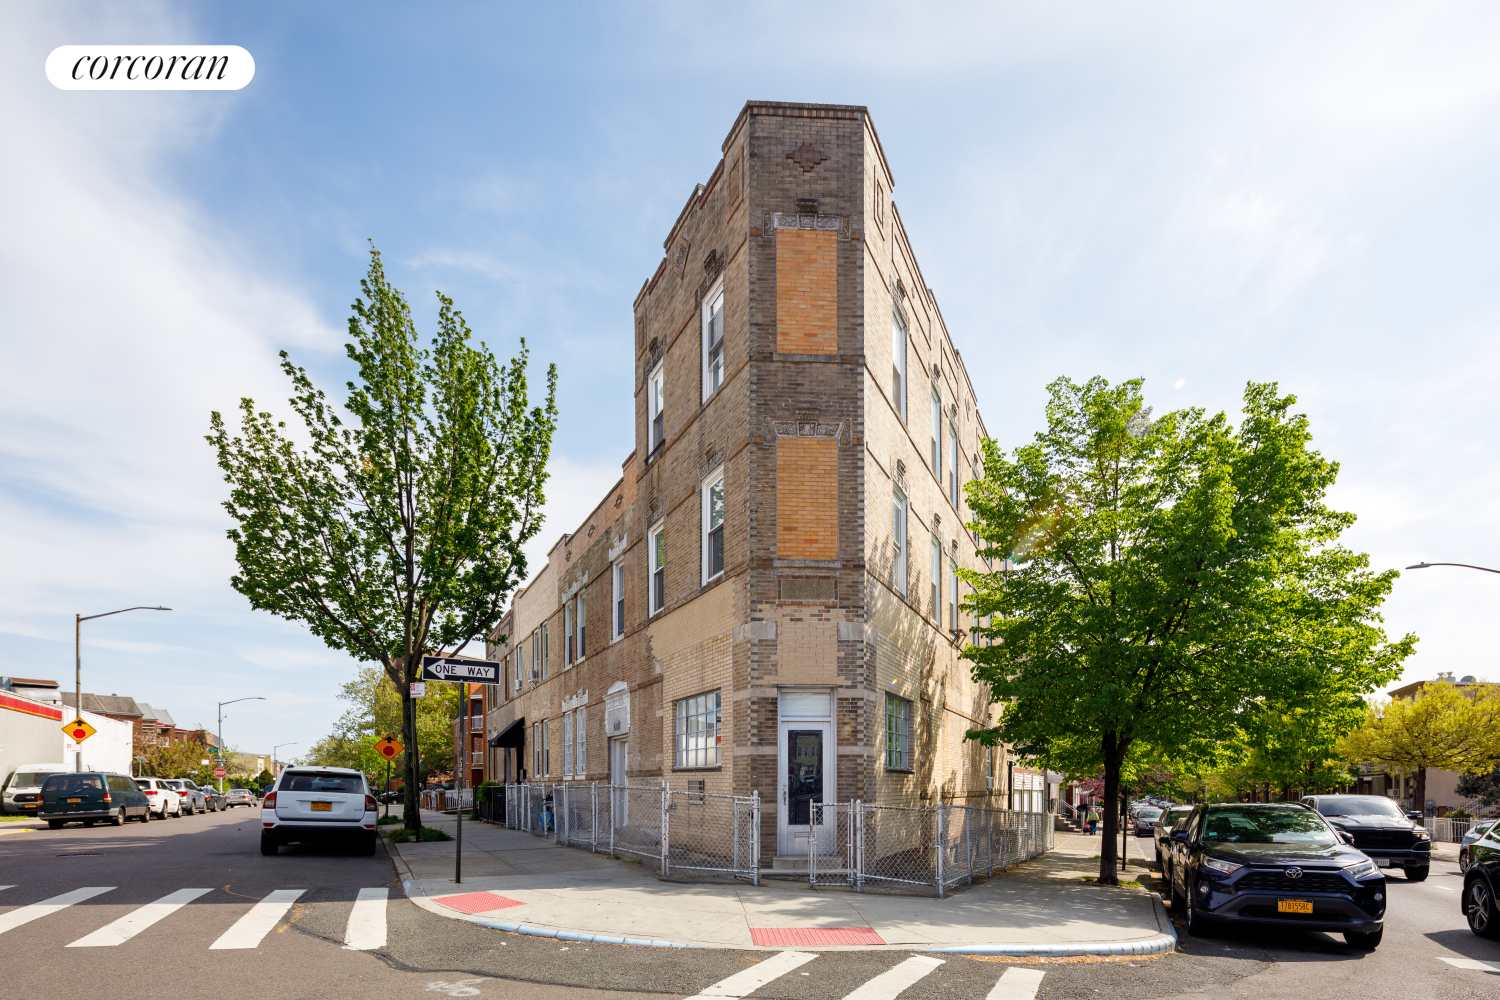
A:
590,782,598,853
854,800,864,893
752,789,761,886
987,808,995,876
935,803,946,898
609,783,615,858
661,784,670,877
964,807,973,884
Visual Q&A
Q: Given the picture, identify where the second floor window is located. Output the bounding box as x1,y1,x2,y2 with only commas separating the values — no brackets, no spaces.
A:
703,285,725,398
949,559,959,632
649,524,665,615
704,475,725,582
564,602,574,667
949,422,959,507
649,365,665,452
886,694,911,770
892,313,907,422
892,488,907,596
612,562,625,640
930,534,942,619
540,623,549,675
931,389,942,474
576,593,586,660
534,630,544,681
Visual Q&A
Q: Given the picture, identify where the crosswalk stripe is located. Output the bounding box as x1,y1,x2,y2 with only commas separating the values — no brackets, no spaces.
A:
342,887,388,950
209,889,306,950
841,955,945,1000
988,968,1046,1000
0,886,14,892
0,887,115,936
695,950,818,997
67,888,213,947
1440,956,1500,972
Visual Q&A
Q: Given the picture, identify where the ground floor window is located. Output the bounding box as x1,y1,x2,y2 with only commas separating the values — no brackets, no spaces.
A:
885,694,912,770
674,690,721,768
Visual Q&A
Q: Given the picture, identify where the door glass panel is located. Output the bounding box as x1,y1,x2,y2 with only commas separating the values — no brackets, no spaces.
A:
787,729,824,825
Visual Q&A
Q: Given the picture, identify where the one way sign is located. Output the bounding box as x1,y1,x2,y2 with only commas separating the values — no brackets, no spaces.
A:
420,655,502,684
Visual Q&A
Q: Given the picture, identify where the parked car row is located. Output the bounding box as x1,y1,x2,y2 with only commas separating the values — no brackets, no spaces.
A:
33,771,256,828
1139,794,1500,951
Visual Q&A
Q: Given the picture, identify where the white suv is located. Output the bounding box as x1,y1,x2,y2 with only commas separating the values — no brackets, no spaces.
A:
135,777,182,818
260,767,377,855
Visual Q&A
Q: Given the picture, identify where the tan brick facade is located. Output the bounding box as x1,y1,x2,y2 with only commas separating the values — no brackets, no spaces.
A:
481,101,1032,861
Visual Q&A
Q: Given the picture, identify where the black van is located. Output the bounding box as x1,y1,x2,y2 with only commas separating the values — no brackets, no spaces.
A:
40,772,151,828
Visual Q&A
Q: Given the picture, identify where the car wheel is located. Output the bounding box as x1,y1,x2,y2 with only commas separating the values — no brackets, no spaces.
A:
1185,882,1212,937
1459,850,1470,874
260,832,279,856
1405,866,1429,882
1468,878,1500,939
48,820,63,830
1344,928,1382,949
140,807,150,823
1170,879,1185,913
110,808,124,827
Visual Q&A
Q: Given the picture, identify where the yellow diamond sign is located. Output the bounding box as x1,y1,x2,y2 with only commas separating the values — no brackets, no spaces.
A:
63,718,97,743
374,734,404,761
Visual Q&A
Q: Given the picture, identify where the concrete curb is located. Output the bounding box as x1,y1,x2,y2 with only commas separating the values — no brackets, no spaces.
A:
389,836,1181,957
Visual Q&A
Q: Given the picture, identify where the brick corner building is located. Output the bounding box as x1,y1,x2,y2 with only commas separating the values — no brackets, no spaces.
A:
477,101,1050,862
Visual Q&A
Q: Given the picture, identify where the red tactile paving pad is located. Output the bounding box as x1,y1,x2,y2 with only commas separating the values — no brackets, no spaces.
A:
750,927,885,947
435,891,526,915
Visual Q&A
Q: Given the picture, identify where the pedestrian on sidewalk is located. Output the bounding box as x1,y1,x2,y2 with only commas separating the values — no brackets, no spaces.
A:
1086,802,1099,835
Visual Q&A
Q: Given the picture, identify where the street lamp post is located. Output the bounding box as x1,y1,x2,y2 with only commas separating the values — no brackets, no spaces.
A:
272,742,296,785
1406,561,1500,575
74,606,171,772
218,696,266,794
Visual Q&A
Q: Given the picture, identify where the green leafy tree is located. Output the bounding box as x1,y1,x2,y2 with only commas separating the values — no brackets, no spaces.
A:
962,377,1413,883
303,665,457,783
208,246,556,832
1338,681,1500,810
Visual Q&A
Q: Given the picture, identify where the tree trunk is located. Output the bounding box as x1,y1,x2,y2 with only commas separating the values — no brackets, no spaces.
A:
1098,731,1128,885
1414,767,1427,815
402,668,422,834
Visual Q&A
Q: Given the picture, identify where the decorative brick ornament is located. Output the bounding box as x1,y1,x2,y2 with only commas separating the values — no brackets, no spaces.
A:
787,141,827,172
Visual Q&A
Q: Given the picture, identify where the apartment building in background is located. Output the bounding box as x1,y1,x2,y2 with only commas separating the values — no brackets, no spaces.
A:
478,101,1037,860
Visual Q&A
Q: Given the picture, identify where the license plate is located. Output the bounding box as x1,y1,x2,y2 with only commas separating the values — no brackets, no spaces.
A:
1376,858,1393,867
310,801,332,812
1278,899,1314,914
67,798,81,803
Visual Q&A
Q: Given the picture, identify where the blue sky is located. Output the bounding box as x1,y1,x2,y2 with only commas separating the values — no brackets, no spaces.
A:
3,2,1498,757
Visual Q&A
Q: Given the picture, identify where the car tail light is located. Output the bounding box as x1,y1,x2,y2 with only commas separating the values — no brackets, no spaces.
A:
102,793,112,803
145,790,158,796
263,792,276,808
365,795,377,811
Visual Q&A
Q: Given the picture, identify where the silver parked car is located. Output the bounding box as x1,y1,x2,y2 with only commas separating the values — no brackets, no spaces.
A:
162,778,207,815
1460,819,1499,873
224,787,256,808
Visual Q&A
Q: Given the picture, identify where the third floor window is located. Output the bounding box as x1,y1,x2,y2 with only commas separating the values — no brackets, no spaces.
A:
703,285,724,399
649,365,665,453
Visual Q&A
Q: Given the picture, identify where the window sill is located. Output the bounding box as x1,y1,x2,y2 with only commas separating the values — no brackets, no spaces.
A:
884,767,915,774
672,765,722,772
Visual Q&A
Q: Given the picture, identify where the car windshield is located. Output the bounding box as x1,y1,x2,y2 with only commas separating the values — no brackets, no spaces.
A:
1203,807,1335,846
1313,796,1408,821
282,773,363,793
1138,808,1163,820
8,772,57,788
42,775,103,793
1163,806,1192,826
163,780,184,789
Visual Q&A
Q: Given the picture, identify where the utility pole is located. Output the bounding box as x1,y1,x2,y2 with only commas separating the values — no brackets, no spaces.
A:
218,697,266,793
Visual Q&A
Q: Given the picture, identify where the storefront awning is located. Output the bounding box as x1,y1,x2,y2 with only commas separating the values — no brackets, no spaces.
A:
488,717,525,750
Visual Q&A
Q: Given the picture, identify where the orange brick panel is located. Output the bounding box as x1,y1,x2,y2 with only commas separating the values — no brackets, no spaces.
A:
775,229,838,354
777,437,838,559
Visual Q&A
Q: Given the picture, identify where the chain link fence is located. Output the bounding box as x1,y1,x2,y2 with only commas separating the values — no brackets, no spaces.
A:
499,783,1051,896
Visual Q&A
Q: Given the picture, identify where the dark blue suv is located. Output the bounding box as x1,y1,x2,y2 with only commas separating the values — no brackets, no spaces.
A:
1168,802,1386,949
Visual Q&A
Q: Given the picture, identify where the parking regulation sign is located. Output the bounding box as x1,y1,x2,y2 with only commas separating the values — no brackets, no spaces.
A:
420,655,501,684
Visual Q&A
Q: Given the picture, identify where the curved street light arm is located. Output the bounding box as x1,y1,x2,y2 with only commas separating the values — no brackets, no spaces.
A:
1405,561,1500,576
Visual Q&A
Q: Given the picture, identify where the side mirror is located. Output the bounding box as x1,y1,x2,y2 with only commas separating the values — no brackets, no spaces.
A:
1406,811,1423,822
1171,829,1190,843
1337,831,1354,845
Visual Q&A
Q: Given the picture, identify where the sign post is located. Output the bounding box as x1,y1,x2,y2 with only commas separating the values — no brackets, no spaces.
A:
374,734,404,821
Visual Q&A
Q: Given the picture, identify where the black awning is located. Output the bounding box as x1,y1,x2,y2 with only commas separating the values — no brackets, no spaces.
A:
489,717,525,750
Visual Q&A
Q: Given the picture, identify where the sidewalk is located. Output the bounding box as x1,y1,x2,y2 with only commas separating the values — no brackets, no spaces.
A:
386,811,1177,956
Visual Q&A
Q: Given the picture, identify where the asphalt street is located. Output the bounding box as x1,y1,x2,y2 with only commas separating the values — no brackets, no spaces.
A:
0,811,1496,1000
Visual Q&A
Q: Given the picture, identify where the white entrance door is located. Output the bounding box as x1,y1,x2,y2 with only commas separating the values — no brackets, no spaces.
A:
776,689,836,857
610,737,628,825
